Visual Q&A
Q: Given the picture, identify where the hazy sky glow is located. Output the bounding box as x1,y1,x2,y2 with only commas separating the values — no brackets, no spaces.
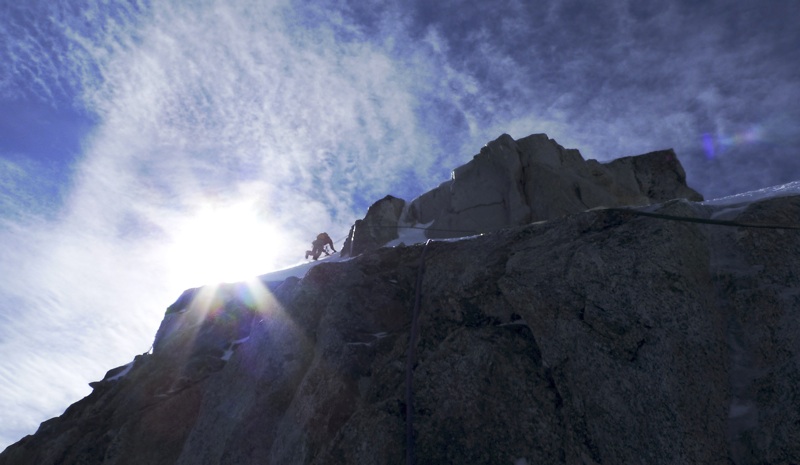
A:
1,0,799,449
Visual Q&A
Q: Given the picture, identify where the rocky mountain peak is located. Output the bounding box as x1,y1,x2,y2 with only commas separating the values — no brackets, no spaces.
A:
343,133,702,256
3,134,799,465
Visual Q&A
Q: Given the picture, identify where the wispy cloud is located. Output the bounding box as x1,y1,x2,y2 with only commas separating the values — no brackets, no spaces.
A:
405,0,800,197
1,0,799,450
0,0,451,447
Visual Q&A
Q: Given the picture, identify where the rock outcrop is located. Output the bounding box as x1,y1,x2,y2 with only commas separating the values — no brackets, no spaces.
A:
341,195,406,257
343,133,702,255
3,193,800,465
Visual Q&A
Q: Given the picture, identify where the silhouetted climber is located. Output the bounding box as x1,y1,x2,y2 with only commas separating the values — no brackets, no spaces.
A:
305,232,336,260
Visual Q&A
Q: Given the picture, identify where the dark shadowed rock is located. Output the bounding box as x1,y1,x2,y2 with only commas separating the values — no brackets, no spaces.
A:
341,195,406,257
4,194,800,465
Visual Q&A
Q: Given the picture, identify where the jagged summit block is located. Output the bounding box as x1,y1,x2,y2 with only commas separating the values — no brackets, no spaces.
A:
408,133,702,238
344,133,702,254
341,195,406,257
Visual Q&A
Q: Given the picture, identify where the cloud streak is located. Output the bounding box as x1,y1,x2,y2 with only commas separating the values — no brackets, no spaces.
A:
1,0,798,449
0,0,464,447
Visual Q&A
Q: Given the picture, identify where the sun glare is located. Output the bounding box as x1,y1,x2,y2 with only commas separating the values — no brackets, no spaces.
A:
166,201,284,288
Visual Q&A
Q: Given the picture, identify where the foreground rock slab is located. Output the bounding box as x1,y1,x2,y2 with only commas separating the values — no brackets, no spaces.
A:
3,195,800,465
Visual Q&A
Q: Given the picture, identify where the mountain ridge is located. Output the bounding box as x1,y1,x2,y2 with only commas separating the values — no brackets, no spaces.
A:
3,134,799,465
342,133,701,256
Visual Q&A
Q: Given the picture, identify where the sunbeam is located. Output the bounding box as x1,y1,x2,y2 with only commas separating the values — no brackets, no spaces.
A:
165,200,285,288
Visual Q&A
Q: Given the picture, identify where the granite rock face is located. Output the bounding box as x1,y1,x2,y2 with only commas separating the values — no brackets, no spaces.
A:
3,195,800,465
345,133,702,255
341,195,406,257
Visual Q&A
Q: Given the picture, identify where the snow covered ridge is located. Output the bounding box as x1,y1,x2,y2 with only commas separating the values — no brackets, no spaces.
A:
87,179,800,390
250,180,800,289
88,360,136,387
702,180,800,206
201,136,800,292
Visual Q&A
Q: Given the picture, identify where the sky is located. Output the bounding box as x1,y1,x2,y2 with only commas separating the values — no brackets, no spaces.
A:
1,0,798,450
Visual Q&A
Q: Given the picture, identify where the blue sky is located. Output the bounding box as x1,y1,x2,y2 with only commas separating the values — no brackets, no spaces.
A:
1,0,799,449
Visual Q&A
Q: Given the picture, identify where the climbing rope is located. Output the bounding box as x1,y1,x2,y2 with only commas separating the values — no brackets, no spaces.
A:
406,239,431,465
607,207,800,230
393,225,479,233
346,205,800,242
343,202,798,461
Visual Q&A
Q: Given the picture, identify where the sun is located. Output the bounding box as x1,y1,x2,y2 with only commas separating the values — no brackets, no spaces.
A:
165,200,284,288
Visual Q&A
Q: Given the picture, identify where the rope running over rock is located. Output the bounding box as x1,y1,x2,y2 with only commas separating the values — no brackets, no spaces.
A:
348,207,800,239
406,239,431,465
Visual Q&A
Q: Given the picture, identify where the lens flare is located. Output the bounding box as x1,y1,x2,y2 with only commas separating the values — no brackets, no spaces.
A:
701,125,764,159
702,133,716,159
152,276,295,383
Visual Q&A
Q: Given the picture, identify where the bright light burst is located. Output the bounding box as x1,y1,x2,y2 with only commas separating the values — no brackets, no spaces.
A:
166,200,283,288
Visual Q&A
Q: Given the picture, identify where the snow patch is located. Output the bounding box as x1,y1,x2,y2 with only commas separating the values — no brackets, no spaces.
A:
703,181,800,206
254,218,482,285
220,335,253,361
437,233,483,243
257,252,352,283
232,335,250,344
107,361,134,382
385,221,434,248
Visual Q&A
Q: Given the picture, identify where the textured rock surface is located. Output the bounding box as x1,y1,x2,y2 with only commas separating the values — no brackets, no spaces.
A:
341,195,406,257
346,133,702,256
3,195,800,465
405,133,702,240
